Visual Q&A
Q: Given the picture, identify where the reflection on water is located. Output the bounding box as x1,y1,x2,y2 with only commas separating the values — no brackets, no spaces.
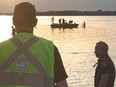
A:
0,16,116,87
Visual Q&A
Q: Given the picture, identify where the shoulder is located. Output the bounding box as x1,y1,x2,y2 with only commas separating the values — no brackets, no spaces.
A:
100,60,108,69
0,39,13,47
37,37,53,44
35,36,54,46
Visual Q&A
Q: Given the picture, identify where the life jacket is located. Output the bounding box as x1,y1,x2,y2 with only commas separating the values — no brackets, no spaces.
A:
0,36,54,87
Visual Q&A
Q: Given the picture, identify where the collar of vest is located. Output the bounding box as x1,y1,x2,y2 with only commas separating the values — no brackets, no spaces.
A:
14,32,35,43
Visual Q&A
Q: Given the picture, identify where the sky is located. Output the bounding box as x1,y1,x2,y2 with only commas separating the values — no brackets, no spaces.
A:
0,0,116,13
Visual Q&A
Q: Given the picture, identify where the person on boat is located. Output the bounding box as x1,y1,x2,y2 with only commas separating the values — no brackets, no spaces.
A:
69,20,73,24
62,18,66,24
0,2,68,87
59,18,62,24
94,41,115,87
51,16,54,24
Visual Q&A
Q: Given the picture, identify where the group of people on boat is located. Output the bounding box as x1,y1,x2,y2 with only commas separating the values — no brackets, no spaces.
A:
59,18,68,24
51,17,86,28
51,17,75,25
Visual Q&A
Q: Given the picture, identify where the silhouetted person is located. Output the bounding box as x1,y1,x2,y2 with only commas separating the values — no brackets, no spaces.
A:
12,26,16,36
69,20,73,24
51,16,54,24
82,21,86,28
59,18,61,24
62,18,65,24
0,2,68,87
94,41,115,87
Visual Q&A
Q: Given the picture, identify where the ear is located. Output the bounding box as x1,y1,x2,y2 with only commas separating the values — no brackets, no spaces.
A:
33,18,37,27
13,17,16,26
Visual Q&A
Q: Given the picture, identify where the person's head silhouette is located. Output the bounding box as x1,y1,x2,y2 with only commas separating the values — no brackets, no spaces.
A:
94,41,108,58
13,2,37,33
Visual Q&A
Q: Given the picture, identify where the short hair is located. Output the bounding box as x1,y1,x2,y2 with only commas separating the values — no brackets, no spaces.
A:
96,41,109,53
13,2,36,26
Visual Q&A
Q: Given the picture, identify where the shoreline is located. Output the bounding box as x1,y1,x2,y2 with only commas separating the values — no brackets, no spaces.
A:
1,10,116,16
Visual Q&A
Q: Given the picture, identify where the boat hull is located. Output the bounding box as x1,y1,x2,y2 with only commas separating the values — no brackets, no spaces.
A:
50,23,79,28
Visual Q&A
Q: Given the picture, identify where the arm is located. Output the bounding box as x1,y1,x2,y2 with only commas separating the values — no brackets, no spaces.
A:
55,80,68,87
54,45,68,87
99,74,109,87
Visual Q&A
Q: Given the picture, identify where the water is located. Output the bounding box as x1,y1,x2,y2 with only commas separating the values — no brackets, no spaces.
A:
0,16,116,87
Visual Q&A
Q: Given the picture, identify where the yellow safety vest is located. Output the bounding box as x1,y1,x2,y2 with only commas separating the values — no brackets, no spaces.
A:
0,35,54,87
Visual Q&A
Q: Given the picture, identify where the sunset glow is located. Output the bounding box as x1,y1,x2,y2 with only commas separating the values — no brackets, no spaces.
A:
0,0,116,13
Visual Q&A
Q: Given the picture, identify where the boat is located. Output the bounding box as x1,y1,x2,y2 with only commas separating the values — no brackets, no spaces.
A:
50,23,79,29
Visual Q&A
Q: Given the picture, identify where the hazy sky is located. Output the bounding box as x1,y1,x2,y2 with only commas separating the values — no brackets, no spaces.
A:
0,0,116,13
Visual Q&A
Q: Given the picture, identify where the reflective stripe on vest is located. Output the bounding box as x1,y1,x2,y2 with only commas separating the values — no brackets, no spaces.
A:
0,37,54,87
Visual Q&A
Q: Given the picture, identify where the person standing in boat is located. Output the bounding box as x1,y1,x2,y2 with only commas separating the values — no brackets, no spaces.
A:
62,18,65,24
59,18,62,24
51,16,54,24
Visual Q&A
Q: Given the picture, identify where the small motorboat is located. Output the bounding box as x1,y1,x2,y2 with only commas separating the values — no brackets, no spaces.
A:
50,23,79,29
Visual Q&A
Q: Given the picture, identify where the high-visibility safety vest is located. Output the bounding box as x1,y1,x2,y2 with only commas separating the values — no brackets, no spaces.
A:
0,33,54,87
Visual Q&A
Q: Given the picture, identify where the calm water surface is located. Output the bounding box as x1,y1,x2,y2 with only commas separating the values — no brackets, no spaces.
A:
0,16,116,87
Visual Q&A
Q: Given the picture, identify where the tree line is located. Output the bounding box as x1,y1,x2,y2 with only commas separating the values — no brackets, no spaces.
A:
1,10,116,16
37,10,116,16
